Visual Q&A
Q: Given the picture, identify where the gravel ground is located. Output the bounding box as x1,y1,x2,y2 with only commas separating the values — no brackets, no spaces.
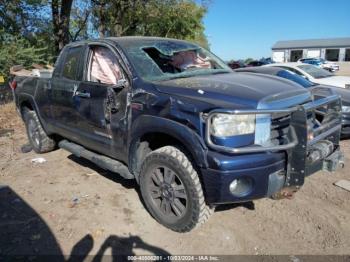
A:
336,62,350,76
0,103,350,257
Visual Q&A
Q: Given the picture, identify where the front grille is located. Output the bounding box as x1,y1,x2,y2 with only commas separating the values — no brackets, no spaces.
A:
269,105,334,146
270,113,291,146
307,111,317,128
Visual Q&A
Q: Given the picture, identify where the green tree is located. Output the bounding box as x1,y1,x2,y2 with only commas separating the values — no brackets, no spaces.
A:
0,0,56,61
51,0,74,53
0,32,49,80
0,0,45,38
92,0,209,48
69,0,91,41
244,58,254,64
0,0,211,75
91,0,149,38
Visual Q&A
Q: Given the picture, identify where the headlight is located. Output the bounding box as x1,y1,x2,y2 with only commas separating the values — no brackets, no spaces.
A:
342,106,350,113
210,114,255,137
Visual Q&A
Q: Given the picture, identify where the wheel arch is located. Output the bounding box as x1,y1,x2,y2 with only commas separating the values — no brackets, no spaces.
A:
18,96,35,118
128,115,208,180
18,94,51,135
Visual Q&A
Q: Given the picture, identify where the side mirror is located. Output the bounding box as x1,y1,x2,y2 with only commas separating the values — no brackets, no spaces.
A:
112,79,127,90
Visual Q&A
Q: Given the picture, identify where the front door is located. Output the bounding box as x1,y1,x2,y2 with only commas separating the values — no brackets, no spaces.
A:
76,44,130,160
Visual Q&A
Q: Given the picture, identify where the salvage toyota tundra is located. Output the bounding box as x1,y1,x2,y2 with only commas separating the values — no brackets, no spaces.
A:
11,37,344,232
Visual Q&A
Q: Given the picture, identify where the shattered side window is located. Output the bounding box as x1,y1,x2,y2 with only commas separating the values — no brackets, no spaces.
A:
125,45,165,79
121,40,232,81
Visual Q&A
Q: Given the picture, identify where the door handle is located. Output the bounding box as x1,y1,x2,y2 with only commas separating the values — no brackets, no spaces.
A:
75,91,90,98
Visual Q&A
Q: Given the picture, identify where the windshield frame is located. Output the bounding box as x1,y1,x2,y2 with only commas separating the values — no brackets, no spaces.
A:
117,39,233,82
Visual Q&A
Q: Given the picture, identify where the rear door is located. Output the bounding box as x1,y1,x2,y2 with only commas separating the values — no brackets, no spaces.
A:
50,45,87,140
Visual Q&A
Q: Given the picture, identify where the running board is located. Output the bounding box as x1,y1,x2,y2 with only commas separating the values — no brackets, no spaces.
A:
58,140,134,179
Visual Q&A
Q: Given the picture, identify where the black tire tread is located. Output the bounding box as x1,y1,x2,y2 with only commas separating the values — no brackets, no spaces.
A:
140,146,212,232
23,108,56,153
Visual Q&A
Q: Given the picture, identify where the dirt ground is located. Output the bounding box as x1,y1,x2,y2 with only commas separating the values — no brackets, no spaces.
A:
1,103,350,257
336,62,350,76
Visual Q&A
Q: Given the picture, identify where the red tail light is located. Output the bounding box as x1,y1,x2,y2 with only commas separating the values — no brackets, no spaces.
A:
9,80,17,90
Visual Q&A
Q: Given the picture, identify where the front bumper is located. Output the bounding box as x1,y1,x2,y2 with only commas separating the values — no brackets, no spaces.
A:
201,148,343,204
322,65,339,71
201,88,344,205
201,151,285,204
331,65,340,71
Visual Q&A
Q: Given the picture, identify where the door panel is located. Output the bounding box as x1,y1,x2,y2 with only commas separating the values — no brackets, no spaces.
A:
73,81,112,156
51,78,81,137
76,81,130,160
108,86,130,160
50,45,86,140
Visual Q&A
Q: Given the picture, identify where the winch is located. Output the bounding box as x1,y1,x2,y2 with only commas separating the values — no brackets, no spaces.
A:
307,140,334,163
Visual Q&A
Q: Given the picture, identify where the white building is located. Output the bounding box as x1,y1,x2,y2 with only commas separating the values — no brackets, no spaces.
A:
271,37,350,63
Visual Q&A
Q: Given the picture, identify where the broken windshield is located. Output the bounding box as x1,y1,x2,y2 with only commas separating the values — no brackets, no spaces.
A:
119,40,232,81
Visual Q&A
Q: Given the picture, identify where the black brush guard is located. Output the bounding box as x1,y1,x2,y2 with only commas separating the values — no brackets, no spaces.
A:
205,87,344,189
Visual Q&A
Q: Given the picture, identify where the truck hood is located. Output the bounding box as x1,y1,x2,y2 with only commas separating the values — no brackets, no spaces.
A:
155,72,311,109
315,76,350,88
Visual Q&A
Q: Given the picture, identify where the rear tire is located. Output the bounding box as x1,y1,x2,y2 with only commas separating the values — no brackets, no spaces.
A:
139,146,212,232
23,108,56,153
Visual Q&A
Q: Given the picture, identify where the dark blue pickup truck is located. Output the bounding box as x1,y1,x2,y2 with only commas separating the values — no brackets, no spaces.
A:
12,37,344,232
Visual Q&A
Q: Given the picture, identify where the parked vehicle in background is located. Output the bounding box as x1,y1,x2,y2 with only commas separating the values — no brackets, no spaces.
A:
11,37,344,232
246,60,266,67
264,62,350,89
246,58,274,67
235,66,350,136
228,60,245,69
260,57,274,64
299,58,339,72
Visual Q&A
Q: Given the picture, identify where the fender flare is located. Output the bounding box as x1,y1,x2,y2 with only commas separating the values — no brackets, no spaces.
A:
128,115,208,171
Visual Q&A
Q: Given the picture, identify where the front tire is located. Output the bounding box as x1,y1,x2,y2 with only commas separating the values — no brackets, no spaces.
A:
139,146,212,232
23,108,56,153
